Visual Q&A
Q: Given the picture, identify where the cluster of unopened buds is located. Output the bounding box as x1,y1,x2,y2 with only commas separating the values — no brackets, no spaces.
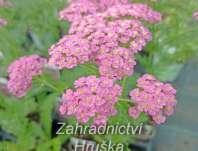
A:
4,0,177,125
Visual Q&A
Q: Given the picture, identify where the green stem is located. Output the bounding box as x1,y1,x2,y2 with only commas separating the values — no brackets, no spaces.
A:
80,63,98,74
36,77,59,92
118,97,131,103
121,77,127,96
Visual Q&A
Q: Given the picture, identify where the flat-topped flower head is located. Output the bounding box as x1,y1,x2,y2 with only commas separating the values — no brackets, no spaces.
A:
48,35,91,69
59,76,122,125
128,74,177,125
7,55,46,98
70,17,152,54
107,19,152,53
59,0,129,22
69,14,106,36
54,2,161,72
95,47,136,79
69,15,119,54
103,3,162,23
59,0,97,22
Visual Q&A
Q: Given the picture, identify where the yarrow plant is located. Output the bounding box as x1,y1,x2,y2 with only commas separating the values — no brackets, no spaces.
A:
54,0,176,126
4,0,177,127
50,2,160,80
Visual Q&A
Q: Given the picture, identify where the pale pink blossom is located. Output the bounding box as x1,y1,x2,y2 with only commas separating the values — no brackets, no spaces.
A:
128,74,177,125
59,0,129,22
7,55,46,98
95,47,136,79
102,3,161,23
59,76,122,125
48,35,91,69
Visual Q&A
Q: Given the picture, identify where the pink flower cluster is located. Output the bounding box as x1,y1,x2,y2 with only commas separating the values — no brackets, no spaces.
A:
60,2,161,23
48,35,91,69
193,11,198,20
70,18,152,54
107,19,152,53
59,0,129,22
128,74,177,125
95,47,136,79
69,15,119,53
59,0,97,22
7,55,46,98
51,14,154,78
103,3,161,23
59,76,122,125
50,17,152,78
50,2,161,79
0,18,7,26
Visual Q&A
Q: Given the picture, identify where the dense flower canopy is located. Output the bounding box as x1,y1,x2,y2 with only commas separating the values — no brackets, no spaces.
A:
50,1,161,79
54,1,174,125
95,47,136,79
70,18,152,54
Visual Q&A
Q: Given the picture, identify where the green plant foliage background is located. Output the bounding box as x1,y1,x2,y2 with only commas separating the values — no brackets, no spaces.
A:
0,0,198,150
134,0,198,81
